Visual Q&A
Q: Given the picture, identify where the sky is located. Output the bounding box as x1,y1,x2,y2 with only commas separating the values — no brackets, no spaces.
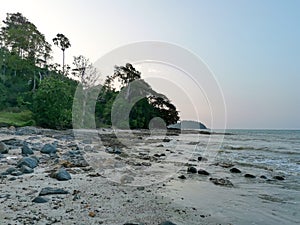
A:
1,0,299,129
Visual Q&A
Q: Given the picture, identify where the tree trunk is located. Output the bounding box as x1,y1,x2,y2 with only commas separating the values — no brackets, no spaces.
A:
62,50,65,75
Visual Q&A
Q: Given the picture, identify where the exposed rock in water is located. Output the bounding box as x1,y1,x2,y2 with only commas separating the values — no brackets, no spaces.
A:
209,178,233,187
197,169,210,175
39,187,69,196
273,175,285,180
230,168,241,173
187,166,197,173
260,175,267,179
159,221,177,225
0,142,9,154
17,157,38,169
244,174,256,178
32,196,49,203
50,168,71,181
41,143,57,154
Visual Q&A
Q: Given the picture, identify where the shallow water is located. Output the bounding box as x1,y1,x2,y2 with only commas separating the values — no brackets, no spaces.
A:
162,129,300,225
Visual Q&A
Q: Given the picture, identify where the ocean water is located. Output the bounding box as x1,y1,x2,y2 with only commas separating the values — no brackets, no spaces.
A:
163,129,300,225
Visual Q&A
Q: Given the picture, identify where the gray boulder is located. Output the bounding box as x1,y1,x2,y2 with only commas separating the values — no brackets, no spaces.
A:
0,142,9,154
41,143,57,154
17,157,38,169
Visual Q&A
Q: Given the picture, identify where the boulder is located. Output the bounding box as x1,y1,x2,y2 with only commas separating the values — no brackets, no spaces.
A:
178,175,187,179
230,168,241,173
20,165,34,174
197,169,210,175
17,157,38,169
159,221,177,225
244,174,256,178
273,175,285,180
187,166,197,173
209,177,233,187
50,168,71,181
39,187,69,196
32,196,49,203
22,143,34,155
0,142,9,154
41,143,57,154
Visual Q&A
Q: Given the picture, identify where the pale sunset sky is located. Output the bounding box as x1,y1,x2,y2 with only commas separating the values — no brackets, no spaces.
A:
1,0,299,129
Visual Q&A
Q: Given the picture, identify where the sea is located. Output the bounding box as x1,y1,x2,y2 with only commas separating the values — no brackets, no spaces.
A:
163,129,300,225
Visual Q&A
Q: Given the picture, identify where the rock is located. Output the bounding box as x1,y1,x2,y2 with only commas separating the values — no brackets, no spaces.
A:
16,127,40,135
187,166,197,173
20,165,34,174
141,162,151,167
5,167,17,175
11,170,23,176
17,157,38,169
22,143,34,155
0,142,9,154
39,187,69,196
159,221,177,225
209,178,233,187
214,162,234,168
105,146,122,154
1,138,23,147
32,196,49,203
230,168,241,173
137,186,145,191
88,211,96,217
197,156,208,162
51,168,71,181
260,175,267,179
41,143,57,154
244,174,256,178
162,138,171,142
197,169,210,175
273,175,285,180
178,175,187,179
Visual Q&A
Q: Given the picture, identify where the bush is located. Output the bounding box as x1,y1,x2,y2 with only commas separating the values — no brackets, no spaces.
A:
32,76,76,129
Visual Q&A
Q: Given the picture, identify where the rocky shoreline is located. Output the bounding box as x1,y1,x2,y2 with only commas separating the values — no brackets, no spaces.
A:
0,126,287,225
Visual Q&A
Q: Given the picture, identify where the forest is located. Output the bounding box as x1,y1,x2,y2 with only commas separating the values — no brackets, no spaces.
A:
0,12,179,129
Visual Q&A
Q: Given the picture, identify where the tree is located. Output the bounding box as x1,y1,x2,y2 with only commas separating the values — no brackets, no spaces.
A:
33,75,77,129
0,12,52,65
53,33,71,75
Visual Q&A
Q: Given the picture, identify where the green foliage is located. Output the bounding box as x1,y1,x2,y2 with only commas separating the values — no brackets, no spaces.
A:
32,76,77,129
0,110,34,127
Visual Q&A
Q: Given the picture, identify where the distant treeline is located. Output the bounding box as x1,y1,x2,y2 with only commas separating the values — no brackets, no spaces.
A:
0,12,179,129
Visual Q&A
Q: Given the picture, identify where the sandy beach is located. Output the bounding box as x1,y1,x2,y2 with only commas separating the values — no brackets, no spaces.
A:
0,127,298,225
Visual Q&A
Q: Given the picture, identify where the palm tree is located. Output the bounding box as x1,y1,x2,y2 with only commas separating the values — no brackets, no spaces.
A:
52,33,71,75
